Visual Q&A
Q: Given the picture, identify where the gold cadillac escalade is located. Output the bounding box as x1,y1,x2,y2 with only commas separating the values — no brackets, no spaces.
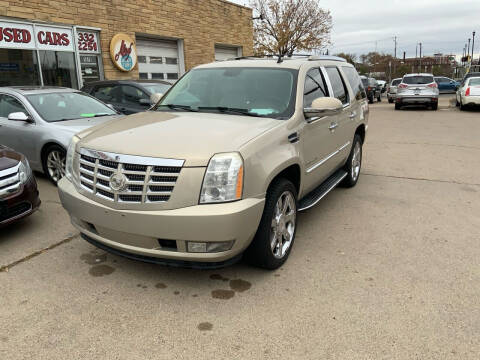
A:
58,56,369,269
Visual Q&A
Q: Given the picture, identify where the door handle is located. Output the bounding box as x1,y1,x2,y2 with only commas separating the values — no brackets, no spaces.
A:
329,123,338,131
349,112,357,119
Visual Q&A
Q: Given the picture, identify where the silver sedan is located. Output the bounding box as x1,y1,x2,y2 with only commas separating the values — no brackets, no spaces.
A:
0,87,121,184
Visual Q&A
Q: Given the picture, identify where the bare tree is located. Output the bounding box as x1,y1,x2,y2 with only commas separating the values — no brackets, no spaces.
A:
251,0,332,57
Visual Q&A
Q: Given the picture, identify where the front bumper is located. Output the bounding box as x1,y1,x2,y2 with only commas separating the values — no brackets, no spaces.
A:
0,177,40,227
58,178,265,264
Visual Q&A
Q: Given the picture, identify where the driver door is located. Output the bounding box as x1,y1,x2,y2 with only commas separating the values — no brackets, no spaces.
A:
0,94,37,162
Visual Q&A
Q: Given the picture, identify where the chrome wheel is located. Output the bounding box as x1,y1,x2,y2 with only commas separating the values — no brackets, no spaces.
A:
47,150,66,183
351,141,362,182
270,191,296,259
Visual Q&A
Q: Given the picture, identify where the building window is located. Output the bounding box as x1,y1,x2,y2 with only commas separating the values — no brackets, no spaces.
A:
139,73,148,79
138,56,147,63
165,57,177,65
151,73,164,79
39,51,78,89
0,49,40,86
150,56,163,64
166,73,178,80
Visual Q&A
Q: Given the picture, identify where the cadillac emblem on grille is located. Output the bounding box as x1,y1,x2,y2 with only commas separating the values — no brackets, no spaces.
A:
109,173,128,192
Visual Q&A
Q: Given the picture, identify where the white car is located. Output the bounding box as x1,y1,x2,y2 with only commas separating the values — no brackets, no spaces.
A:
456,76,480,110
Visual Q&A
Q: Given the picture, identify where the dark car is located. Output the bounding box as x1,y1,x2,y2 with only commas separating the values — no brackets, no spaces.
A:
81,80,172,115
360,76,381,103
0,145,40,226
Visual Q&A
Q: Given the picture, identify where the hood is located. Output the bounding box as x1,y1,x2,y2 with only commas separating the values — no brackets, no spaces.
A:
0,145,21,170
51,115,121,134
77,111,282,166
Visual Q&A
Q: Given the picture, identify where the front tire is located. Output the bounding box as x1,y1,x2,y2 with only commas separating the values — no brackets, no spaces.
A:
388,98,394,103
341,134,363,188
244,178,297,270
42,144,66,185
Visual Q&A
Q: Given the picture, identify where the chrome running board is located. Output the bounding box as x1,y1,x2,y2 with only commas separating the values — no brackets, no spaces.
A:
298,169,348,211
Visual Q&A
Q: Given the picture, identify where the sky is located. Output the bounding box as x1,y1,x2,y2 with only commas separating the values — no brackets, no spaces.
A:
230,0,480,59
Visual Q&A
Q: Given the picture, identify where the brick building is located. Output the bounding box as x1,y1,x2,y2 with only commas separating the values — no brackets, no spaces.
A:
0,0,253,88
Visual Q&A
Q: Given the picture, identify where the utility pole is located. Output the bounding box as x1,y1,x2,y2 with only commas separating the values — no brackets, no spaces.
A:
419,42,422,72
468,38,471,63
472,31,476,65
393,36,397,75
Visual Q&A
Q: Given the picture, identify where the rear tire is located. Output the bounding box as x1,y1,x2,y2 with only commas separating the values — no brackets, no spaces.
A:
431,102,438,110
244,178,297,270
368,96,374,104
395,103,401,110
388,98,394,104
377,94,381,102
341,134,363,188
460,99,466,111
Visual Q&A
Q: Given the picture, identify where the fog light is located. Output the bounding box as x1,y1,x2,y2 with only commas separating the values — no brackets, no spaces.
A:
187,241,234,253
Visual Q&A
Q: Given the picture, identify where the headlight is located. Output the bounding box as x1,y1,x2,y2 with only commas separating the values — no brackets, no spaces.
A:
65,136,80,181
18,158,32,184
199,152,244,204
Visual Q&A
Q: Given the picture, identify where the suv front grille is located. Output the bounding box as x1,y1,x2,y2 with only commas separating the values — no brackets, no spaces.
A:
78,149,184,204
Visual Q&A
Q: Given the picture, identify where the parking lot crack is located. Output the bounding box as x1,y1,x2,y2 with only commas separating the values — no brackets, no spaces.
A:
0,233,78,273
363,172,480,186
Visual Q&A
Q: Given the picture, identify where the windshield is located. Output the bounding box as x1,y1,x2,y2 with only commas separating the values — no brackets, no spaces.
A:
403,76,434,85
143,83,171,95
27,92,116,122
468,78,480,86
361,78,368,87
392,79,401,86
156,67,298,119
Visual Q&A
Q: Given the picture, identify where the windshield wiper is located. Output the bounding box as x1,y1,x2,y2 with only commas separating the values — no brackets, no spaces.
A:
198,106,266,117
158,104,198,112
92,113,114,117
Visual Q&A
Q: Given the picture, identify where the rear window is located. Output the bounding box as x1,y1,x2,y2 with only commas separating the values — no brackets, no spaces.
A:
468,78,480,86
403,76,434,85
391,79,401,86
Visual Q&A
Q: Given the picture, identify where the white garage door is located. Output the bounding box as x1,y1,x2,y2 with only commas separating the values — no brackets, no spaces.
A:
137,39,181,81
215,45,242,61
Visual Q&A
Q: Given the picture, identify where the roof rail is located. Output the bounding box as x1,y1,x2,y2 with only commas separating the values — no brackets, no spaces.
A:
225,54,347,63
307,55,347,62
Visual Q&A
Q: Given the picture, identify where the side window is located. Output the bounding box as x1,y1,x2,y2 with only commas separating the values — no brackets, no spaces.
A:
92,86,115,103
326,67,349,105
303,68,329,107
342,66,366,100
0,94,28,118
121,85,149,106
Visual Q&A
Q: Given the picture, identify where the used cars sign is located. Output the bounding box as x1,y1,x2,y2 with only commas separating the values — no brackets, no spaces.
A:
0,22,73,51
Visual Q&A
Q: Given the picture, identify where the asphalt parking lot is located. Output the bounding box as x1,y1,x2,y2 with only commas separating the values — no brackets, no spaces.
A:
1,94,479,359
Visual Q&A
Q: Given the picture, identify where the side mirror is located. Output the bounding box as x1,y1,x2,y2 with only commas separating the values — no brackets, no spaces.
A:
150,93,163,105
8,112,32,123
304,97,343,119
139,98,151,106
